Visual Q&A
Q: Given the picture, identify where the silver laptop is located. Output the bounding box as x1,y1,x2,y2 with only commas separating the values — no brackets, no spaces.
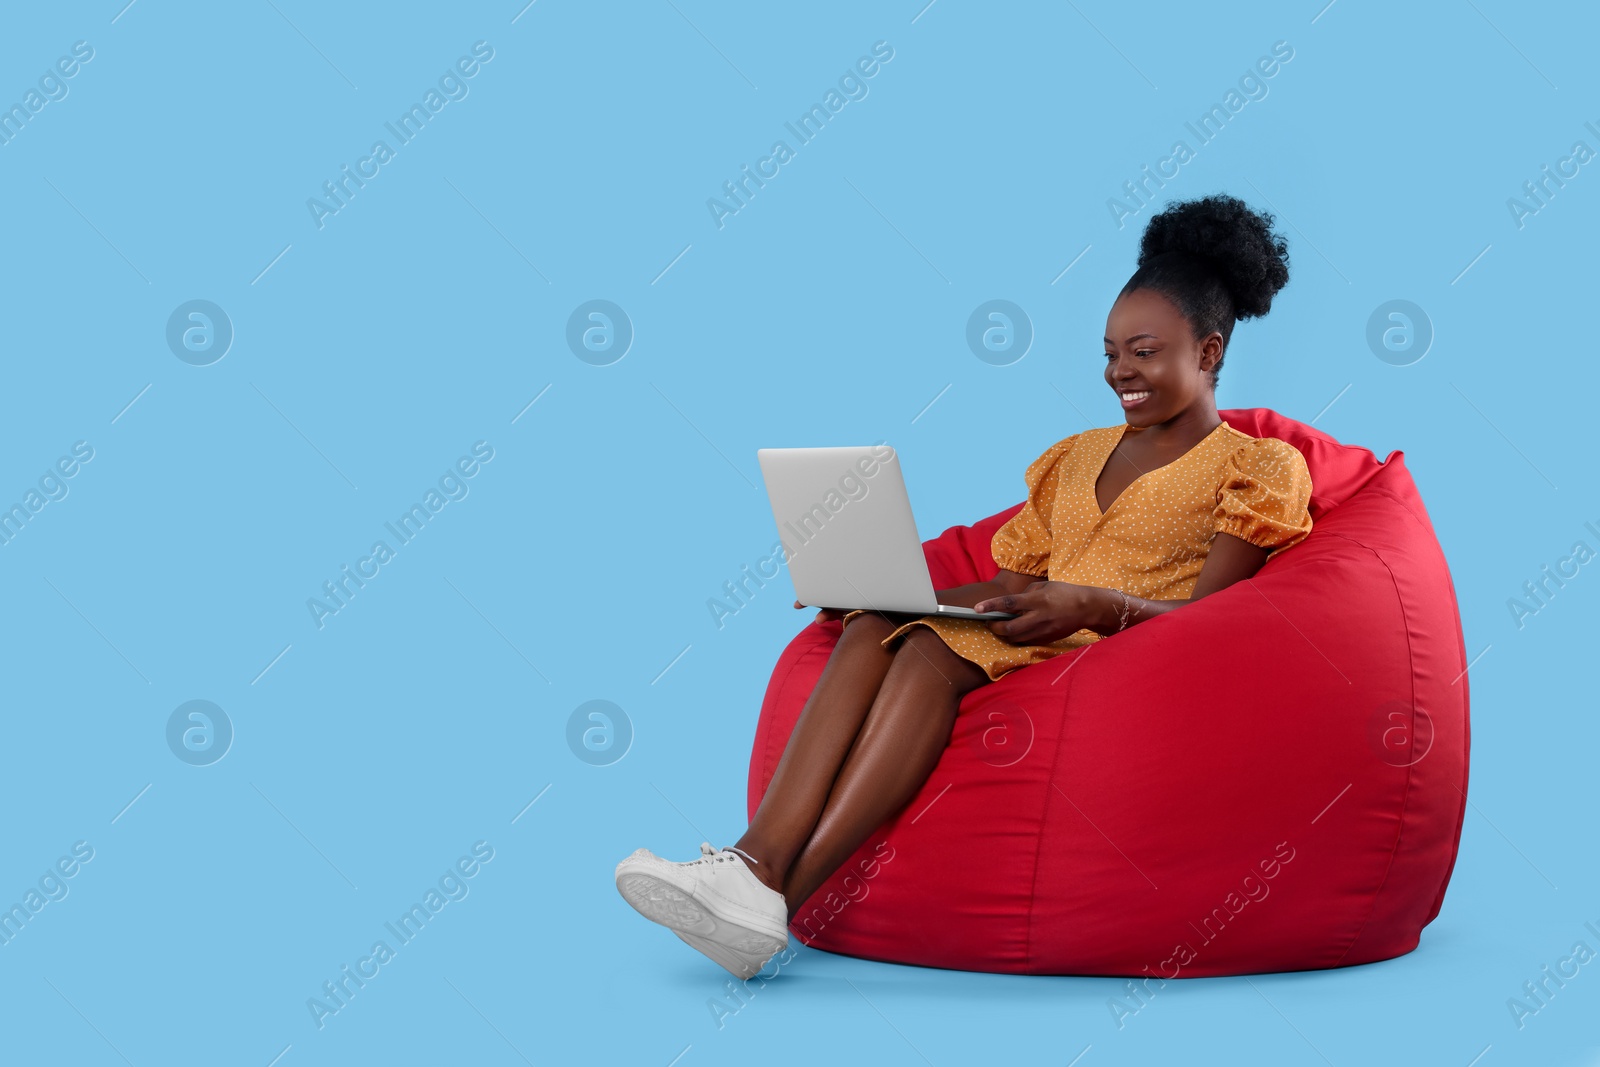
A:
756,444,1017,621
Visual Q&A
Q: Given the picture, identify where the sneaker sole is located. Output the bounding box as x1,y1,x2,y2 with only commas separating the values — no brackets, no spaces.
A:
673,929,786,981
616,871,788,978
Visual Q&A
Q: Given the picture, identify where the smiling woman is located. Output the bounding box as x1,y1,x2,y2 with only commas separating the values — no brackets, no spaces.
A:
615,193,1312,981
902,193,1304,678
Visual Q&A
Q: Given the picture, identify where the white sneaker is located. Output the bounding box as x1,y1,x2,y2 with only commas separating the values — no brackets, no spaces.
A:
615,842,789,979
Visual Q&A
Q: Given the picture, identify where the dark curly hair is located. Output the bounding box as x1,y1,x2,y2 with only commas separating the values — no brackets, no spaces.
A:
1119,193,1290,387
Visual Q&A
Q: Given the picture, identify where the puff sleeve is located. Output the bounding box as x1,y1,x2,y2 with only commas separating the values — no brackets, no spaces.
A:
990,434,1078,576
1213,437,1314,555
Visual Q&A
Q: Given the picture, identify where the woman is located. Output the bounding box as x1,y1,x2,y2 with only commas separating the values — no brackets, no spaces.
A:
615,193,1314,981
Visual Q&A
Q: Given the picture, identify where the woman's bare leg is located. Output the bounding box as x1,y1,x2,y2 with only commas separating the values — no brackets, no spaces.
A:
731,613,901,894
764,625,990,919
779,626,988,918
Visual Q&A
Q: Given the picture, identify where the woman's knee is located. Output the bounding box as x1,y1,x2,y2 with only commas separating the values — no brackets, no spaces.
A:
839,611,896,646
895,627,989,688
900,624,958,655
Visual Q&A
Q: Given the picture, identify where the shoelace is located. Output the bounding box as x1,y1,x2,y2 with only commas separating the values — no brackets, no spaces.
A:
695,842,762,866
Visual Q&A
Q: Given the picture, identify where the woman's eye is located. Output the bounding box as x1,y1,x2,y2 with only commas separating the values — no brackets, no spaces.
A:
1136,349,1154,358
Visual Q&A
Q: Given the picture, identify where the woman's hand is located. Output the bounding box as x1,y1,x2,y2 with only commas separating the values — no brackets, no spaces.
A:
795,600,844,624
973,582,1111,644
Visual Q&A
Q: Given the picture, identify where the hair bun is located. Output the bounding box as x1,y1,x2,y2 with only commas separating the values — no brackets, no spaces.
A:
1137,194,1289,320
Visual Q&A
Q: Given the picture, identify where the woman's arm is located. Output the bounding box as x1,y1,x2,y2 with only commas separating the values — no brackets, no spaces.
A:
973,532,1270,642
794,568,1046,624
1085,531,1271,633
935,568,1047,609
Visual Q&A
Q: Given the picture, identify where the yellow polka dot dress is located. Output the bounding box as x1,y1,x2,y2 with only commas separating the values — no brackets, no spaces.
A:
842,420,1314,681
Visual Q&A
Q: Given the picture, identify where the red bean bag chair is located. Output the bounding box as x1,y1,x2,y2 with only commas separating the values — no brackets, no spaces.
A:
746,408,1470,977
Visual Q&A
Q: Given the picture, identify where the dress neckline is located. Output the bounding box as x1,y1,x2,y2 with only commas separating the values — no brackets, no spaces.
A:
1091,419,1231,517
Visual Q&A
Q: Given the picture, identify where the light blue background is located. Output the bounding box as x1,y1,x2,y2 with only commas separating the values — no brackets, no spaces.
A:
1,1,1596,1064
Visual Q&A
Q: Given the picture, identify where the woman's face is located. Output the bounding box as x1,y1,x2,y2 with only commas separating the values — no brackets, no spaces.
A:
1103,287,1223,427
